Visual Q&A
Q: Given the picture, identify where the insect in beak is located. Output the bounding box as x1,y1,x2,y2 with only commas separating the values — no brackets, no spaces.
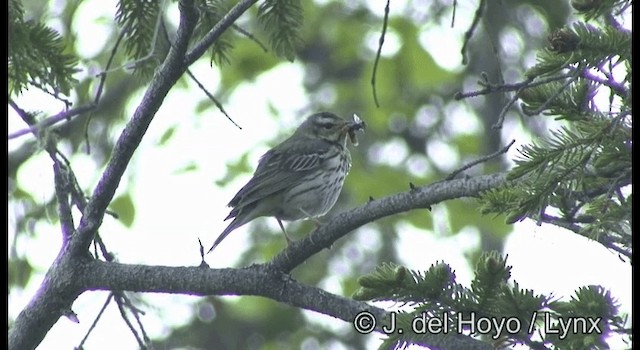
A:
347,114,366,146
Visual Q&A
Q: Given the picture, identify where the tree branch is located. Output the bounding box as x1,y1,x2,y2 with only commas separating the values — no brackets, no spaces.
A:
8,1,512,349
268,173,509,273
445,141,515,180
8,104,96,140
184,0,259,66
10,172,507,350
82,260,385,325
370,0,390,108
9,0,275,347
8,253,86,350
81,260,490,350
53,161,75,244
9,1,201,349
72,0,199,255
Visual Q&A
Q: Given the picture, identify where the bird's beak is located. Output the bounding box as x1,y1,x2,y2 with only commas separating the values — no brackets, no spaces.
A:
347,114,365,132
346,114,366,146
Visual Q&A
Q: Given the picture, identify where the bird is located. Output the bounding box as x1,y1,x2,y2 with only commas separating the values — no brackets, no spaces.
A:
208,112,365,253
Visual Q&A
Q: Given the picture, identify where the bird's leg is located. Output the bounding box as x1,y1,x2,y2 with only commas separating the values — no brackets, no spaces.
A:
277,218,293,246
299,208,324,228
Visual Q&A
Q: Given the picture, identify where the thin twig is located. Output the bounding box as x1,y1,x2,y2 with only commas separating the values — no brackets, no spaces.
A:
9,100,60,161
10,100,87,214
98,0,166,76
615,187,626,205
23,78,72,108
84,19,130,154
590,229,631,261
8,104,96,140
114,293,147,349
185,0,260,66
68,177,88,213
482,19,510,129
556,176,631,205
185,68,240,128
604,243,631,261
537,213,582,234
198,238,210,267
232,24,268,52
117,292,146,316
160,17,240,129
131,308,150,345
523,69,581,116
117,293,150,343
614,1,632,17
455,74,572,100
94,234,113,262
492,90,521,129
11,99,94,256
54,149,91,226
582,70,628,98
450,0,457,28
605,9,626,32
94,22,130,104
597,60,616,82
460,0,485,65
599,171,631,213
371,0,390,108
446,139,516,180
8,99,38,128
77,293,114,349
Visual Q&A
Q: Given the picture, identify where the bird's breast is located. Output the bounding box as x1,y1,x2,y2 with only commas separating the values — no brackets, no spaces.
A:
278,146,351,220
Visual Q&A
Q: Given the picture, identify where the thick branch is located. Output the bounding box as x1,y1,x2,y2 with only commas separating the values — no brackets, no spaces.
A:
72,0,198,254
53,162,75,243
82,260,385,325
10,0,266,347
81,260,489,350
8,253,86,350
9,173,505,350
9,1,198,349
9,1,509,348
9,1,271,347
269,173,509,273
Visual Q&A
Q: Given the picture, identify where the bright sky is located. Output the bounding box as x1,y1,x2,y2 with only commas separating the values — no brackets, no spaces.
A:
8,1,631,349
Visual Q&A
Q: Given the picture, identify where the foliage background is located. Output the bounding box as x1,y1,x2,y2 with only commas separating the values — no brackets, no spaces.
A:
8,0,631,349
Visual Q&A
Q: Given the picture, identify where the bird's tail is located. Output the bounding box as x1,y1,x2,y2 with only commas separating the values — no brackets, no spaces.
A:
208,217,244,253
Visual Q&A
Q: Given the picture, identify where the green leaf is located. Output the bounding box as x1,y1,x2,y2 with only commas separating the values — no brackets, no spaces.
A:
9,15,79,96
193,0,236,66
111,194,136,228
258,0,303,61
115,0,164,77
9,186,35,203
216,152,253,187
157,126,176,146
8,257,33,289
174,163,199,174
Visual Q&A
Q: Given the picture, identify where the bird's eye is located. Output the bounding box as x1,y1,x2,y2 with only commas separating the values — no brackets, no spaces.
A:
316,122,333,129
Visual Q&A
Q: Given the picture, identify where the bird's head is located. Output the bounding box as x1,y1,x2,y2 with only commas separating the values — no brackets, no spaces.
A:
296,112,364,145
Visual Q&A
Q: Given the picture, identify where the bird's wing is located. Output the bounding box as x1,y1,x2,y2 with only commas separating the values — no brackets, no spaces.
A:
227,138,331,209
